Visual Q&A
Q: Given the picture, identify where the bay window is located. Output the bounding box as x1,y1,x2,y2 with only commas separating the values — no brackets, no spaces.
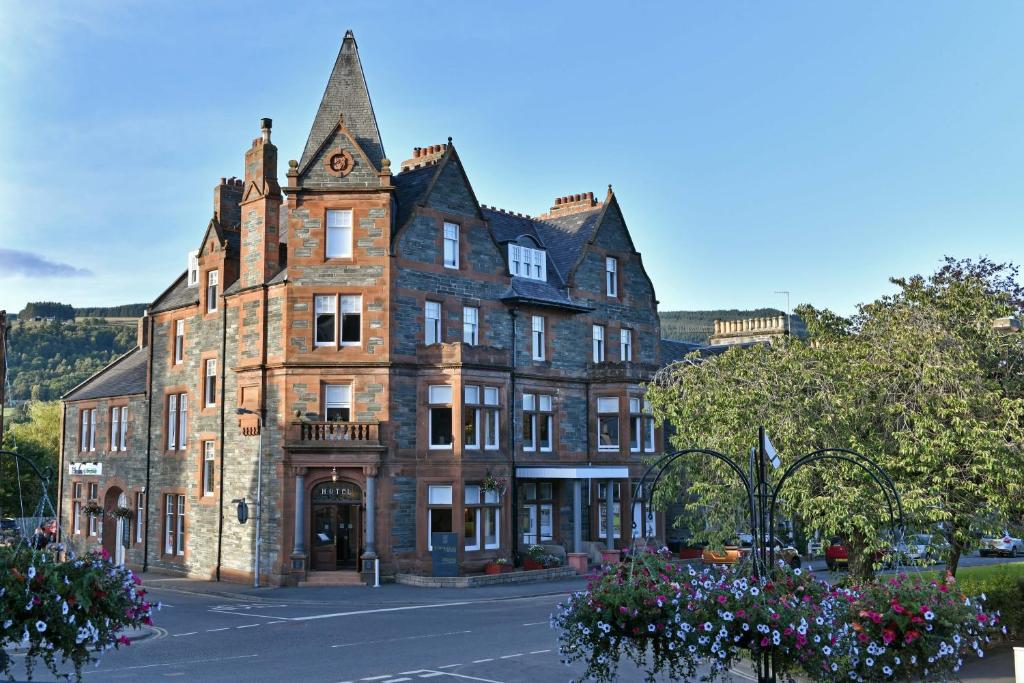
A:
484,387,500,449
428,385,453,449
427,484,453,550
464,386,480,449
464,483,500,551
597,397,619,451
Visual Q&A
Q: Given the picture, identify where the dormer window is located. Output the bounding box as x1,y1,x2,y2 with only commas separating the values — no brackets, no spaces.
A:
509,244,546,281
187,251,199,287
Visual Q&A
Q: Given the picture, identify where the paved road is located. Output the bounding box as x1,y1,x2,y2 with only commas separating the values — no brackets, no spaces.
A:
4,561,1020,682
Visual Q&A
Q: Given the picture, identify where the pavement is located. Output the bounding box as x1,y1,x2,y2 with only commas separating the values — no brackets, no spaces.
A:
2,560,1020,682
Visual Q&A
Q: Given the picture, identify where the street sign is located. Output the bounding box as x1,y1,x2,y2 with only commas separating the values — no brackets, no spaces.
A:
430,532,458,577
69,462,102,475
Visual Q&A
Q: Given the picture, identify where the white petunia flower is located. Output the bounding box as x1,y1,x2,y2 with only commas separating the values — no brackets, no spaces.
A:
35,620,46,633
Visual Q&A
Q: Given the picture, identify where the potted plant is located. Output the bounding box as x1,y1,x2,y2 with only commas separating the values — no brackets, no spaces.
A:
111,506,132,520
481,473,506,496
524,544,547,570
81,501,104,518
483,558,510,575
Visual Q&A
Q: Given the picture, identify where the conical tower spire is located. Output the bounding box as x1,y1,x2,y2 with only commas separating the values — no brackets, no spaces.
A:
299,30,385,172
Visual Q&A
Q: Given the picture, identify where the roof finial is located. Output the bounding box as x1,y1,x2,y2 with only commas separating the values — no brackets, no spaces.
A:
447,136,453,145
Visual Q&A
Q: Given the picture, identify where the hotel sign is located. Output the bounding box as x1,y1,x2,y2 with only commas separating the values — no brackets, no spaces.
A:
69,462,102,476
312,483,361,503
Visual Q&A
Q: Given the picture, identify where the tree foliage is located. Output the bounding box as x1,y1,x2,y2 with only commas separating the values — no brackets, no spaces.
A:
16,302,75,321
1,401,61,519
5,320,136,401
646,258,1024,577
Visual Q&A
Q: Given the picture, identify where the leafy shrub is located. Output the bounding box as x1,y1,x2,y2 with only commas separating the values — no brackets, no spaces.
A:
553,549,1000,682
0,546,157,681
949,563,1024,637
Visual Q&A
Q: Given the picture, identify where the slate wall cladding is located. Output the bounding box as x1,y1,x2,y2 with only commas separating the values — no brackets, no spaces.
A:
300,129,380,190
390,475,416,553
425,157,479,218
62,394,148,566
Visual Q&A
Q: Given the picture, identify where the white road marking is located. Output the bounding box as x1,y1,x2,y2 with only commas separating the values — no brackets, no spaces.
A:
521,621,547,626
382,678,412,683
267,621,287,625
83,654,257,674
437,664,461,669
499,654,523,659
172,632,197,637
399,671,433,676
361,677,393,681
333,630,470,648
471,658,493,663
207,609,288,620
729,668,757,681
292,601,473,622
442,673,504,683
236,624,260,628
418,675,445,679
206,628,229,632
528,650,550,654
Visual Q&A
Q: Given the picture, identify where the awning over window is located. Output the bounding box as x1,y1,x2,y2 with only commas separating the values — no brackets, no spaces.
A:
515,466,629,479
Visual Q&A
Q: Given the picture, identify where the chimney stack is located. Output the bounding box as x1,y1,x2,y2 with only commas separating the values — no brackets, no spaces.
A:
536,191,600,220
213,176,243,227
399,143,448,172
239,118,283,287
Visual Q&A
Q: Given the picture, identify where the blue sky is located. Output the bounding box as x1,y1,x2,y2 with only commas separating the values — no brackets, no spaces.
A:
1,1,1022,317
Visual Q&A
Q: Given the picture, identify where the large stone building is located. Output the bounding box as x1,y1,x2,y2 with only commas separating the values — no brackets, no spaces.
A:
58,32,666,585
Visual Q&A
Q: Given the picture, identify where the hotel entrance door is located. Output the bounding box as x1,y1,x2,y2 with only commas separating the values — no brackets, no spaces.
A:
309,480,363,571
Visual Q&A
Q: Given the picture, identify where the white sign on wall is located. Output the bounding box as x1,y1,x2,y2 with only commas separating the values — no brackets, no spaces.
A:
68,462,102,476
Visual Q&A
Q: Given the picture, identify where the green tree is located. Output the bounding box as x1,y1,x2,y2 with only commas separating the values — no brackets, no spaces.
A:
647,258,1024,578
0,401,61,519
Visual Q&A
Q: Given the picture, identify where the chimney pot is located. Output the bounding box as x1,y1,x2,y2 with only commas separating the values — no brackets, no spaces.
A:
260,117,272,143
221,177,227,185
555,197,562,205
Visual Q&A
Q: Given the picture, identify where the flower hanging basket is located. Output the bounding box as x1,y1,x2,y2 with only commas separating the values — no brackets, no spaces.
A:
111,506,133,520
481,473,506,496
81,502,104,517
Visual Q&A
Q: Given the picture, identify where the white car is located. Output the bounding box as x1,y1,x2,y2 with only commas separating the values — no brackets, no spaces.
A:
979,532,1023,558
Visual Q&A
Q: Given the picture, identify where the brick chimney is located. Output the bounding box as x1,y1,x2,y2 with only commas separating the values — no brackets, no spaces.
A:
136,309,150,348
214,177,244,227
399,143,448,172
536,192,601,220
239,117,283,287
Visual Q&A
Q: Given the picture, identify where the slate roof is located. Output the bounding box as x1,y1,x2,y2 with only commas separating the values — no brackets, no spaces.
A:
63,347,147,401
392,163,440,238
149,273,197,314
534,209,603,283
660,338,706,365
299,30,385,173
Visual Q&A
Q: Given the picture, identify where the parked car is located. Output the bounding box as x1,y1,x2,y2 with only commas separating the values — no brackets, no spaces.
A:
824,537,848,571
979,532,1023,558
899,533,948,564
703,534,801,569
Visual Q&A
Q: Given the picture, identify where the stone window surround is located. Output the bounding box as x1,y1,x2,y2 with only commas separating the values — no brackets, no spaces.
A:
323,207,355,261
173,318,186,365
199,352,219,414
197,434,219,505
419,476,509,556
443,221,460,269
161,488,188,561
606,256,618,297
164,387,190,453
108,402,129,453
463,482,501,552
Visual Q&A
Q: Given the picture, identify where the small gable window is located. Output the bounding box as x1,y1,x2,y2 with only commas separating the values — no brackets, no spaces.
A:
508,244,546,282
187,251,199,287
443,222,459,269
606,257,618,297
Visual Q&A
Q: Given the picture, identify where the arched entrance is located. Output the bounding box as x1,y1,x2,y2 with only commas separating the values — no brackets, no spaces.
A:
309,479,362,571
102,488,128,565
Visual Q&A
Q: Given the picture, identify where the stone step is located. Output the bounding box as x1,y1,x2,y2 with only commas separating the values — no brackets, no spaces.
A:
299,571,364,587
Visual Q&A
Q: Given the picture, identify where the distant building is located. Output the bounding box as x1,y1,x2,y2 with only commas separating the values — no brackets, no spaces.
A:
709,315,791,347
59,32,671,585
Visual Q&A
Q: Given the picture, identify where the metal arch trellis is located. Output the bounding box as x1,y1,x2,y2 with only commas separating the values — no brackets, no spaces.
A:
630,427,907,683
0,448,58,544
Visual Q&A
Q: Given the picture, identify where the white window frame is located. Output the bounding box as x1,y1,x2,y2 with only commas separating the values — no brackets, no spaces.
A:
175,494,185,555
593,324,605,362
443,222,459,269
425,301,441,345
120,405,128,451
178,393,188,450
508,244,547,281
428,385,453,450
187,250,199,287
174,320,184,364
88,409,96,452
340,295,362,346
167,395,177,450
427,484,454,551
522,393,537,451
205,359,217,407
531,315,545,361
483,387,500,450
597,396,619,452
203,441,216,496
324,384,352,422
135,491,144,543
80,413,88,452
629,397,642,453
207,270,218,313
463,306,479,345
464,386,480,450
164,494,174,554
644,399,656,453
326,209,353,259
110,406,120,451
314,295,337,347
606,256,618,297
620,328,632,362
